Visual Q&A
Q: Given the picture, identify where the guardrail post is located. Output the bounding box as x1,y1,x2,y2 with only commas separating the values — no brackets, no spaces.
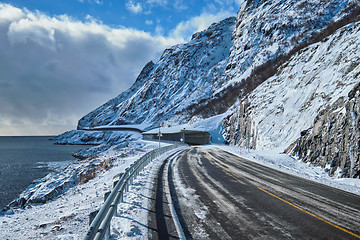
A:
89,210,99,226
120,191,123,203
113,180,119,188
104,191,111,202
115,191,123,217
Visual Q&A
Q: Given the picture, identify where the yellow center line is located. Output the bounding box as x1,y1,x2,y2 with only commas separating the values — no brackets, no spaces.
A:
205,152,360,239
257,187,360,239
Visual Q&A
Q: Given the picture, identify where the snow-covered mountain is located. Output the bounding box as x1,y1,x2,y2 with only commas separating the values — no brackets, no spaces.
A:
223,19,360,147
191,0,360,118
223,0,358,89
77,0,359,132
78,17,235,130
67,0,360,177
223,2,360,177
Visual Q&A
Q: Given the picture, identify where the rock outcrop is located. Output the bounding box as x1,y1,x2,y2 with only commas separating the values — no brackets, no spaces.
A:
287,83,360,178
223,19,360,150
191,0,360,118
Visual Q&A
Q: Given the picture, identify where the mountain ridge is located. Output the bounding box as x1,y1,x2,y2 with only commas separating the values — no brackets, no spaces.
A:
77,17,236,130
77,0,360,131
64,0,360,178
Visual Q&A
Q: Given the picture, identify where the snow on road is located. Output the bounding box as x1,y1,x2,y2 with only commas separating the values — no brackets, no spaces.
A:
109,148,184,240
1,143,359,240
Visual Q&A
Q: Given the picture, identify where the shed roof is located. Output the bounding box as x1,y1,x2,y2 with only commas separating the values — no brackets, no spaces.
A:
142,127,209,135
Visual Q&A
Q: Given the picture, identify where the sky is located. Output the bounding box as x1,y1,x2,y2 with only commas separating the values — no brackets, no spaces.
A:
0,0,242,136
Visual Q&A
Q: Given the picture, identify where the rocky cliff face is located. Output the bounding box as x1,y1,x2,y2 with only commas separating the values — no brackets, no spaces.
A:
78,17,235,130
191,0,360,118
224,0,356,86
223,15,360,151
286,83,360,178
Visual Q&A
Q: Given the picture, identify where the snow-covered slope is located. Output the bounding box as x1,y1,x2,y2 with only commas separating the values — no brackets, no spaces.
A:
287,82,360,178
191,0,360,119
76,0,359,134
223,20,360,151
222,0,358,89
65,0,360,176
78,17,235,130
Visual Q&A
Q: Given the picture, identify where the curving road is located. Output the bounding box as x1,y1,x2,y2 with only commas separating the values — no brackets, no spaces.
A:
155,146,360,239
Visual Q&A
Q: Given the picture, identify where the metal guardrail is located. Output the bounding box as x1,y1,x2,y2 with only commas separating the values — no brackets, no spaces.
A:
84,144,183,240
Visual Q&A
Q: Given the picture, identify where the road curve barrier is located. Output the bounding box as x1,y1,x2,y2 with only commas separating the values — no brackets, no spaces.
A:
84,143,184,240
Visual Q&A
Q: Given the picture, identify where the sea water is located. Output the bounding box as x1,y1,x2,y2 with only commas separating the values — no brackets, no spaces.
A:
0,136,85,209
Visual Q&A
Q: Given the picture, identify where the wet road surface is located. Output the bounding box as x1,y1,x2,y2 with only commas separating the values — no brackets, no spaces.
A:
159,147,360,239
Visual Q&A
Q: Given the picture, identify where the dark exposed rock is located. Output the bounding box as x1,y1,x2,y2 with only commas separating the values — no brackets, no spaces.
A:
222,13,360,154
286,85,360,178
222,100,258,149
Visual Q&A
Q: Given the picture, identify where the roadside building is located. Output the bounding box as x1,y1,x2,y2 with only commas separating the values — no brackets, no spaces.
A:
142,128,211,145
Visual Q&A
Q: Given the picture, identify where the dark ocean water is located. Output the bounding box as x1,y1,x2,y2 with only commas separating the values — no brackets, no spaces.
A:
0,136,85,209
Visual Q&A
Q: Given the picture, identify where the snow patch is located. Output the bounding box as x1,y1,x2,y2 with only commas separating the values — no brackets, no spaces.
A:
215,145,360,196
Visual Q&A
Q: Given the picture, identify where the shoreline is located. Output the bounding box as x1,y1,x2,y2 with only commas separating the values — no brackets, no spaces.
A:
0,136,86,212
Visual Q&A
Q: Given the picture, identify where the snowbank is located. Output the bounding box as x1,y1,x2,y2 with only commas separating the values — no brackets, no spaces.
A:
53,130,142,159
0,140,162,239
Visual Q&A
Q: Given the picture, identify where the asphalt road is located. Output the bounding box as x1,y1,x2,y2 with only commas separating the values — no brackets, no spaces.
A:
164,147,360,239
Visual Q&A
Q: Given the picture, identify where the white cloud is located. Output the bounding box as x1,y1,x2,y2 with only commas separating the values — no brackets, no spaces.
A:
0,4,24,22
155,24,164,35
126,1,143,14
78,0,103,5
169,10,234,41
214,0,244,7
173,0,188,10
145,19,153,25
94,0,103,4
0,3,182,136
126,0,187,14
146,0,168,6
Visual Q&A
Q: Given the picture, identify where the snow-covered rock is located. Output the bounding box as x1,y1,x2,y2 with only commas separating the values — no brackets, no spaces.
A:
223,0,359,89
53,130,142,159
287,82,360,178
77,17,236,130
223,19,360,152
